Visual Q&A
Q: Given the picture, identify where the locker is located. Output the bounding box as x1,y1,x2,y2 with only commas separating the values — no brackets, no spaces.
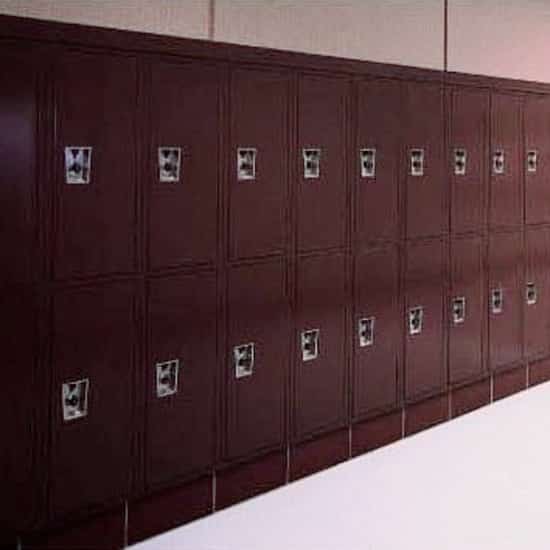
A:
229,68,289,260
54,51,137,279
149,61,220,269
355,79,402,245
448,87,488,234
488,231,523,370
489,93,522,228
294,253,347,440
226,259,288,459
50,282,136,518
146,272,217,488
525,95,550,224
449,237,485,384
0,47,38,286
404,81,446,238
405,239,446,399
353,246,400,419
525,228,550,359
297,75,348,252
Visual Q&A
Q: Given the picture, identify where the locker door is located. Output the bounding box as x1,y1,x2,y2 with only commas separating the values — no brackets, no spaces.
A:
297,75,348,252
229,68,289,260
449,237,485,383
525,95,550,224
294,253,347,439
405,81,446,239
489,93,522,229
405,239,446,399
226,259,288,459
149,61,219,270
355,79,401,245
146,272,217,488
54,51,137,279
525,228,550,359
449,87,488,234
488,232,523,370
50,282,136,518
0,46,39,286
353,246,400,419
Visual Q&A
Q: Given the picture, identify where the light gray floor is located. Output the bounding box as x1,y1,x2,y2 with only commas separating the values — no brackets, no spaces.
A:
133,382,550,550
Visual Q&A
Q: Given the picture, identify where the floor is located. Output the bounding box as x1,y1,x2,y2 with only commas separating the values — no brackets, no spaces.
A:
132,381,550,550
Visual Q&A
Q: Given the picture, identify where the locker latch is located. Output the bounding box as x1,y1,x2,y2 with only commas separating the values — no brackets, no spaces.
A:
491,288,503,314
237,148,256,181
158,147,182,183
301,329,319,361
64,147,92,184
493,150,505,175
410,148,424,177
234,343,255,378
526,282,537,305
452,296,466,324
360,148,376,178
408,306,423,335
454,148,467,176
527,150,538,173
303,148,321,179
62,378,89,421
358,317,375,347
156,359,180,397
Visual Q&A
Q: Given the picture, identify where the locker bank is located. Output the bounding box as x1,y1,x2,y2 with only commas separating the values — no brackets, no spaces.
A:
2,2,550,548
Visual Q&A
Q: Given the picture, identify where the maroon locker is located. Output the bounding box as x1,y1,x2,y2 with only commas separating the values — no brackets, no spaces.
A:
405,239,446,400
449,237,485,384
404,81,446,239
355,79,402,245
489,93,522,229
294,253,348,440
448,87,488,234
525,95,550,224
225,259,289,460
1,290,41,534
488,231,523,370
54,51,137,279
297,74,348,252
146,272,217,488
229,68,289,260
525,228,550,359
149,60,219,270
353,245,400,419
50,282,136,518
0,46,39,286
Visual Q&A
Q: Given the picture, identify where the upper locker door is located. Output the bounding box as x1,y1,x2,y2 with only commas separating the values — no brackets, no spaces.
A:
146,272,217,489
404,81,446,239
449,237,485,384
294,253,348,440
355,79,401,246
353,245,400,419
54,50,137,280
525,228,550,360
229,68,289,260
0,45,40,287
297,75,348,252
525,95,550,225
488,232,523,371
149,60,219,270
50,282,137,519
448,87,488,234
226,259,288,460
405,239,446,400
489,93,522,229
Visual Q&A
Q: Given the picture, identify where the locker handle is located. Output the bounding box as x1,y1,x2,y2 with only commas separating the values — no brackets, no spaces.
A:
410,148,424,177
158,147,182,183
452,297,466,324
454,148,467,176
408,306,423,335
64,146,92,185
526,282,537,305
301,329,320,361
491,288,503,314
155,359,180,397
360,148,376,178
527,150,538,174
62,378,89,421
303,148,321,179
358,317,375,347
493,150,505,175
234,343,255,378
237,148,257,181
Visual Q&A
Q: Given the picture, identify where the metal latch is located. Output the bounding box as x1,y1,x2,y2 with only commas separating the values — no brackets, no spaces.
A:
156,359,180,397
65,147,92,184
527,150,538,173
454,148,467,176
408,306,423,335
358,317,375,347
62,378,89,421
452,296,466,324
301,329,319,361
491,288,503,314
234,343,255,378
303,148,321,179
237,148,256,180
526,282,537,305
493,150,505,175
410,148,424,177
158,147,182,182
360,148,376,178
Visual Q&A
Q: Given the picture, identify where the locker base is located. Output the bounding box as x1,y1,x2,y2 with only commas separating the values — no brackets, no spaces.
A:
529,357,550,387
451,378,491,418
405,394,449,436
493,365,527,401
351,411,402,457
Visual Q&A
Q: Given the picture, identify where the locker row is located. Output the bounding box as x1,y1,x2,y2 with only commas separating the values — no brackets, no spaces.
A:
7,230,550,522
4,46,550,287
